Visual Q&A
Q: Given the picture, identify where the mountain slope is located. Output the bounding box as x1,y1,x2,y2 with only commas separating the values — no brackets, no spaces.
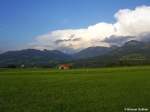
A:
72,40,150,68
0,40,150,68
73,46,112,59
0,49,72,67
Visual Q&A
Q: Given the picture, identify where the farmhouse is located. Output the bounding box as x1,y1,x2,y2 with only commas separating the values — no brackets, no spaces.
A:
58,64,72,70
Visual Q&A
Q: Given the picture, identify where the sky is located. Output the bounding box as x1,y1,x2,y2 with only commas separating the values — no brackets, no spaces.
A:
0,0,150,53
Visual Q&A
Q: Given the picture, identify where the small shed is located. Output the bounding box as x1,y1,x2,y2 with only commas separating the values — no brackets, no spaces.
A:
58,64,72,70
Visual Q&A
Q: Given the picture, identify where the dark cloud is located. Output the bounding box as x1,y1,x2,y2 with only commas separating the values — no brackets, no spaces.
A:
55,34,81,44
103,32,150,46
103,35,135,46
70,34,76,39
137,32,150,42
72,38,81,41
55,39,71,44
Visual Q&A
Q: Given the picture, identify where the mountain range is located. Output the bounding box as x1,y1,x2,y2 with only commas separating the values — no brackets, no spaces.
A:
0,49,71,68
0,40,150,68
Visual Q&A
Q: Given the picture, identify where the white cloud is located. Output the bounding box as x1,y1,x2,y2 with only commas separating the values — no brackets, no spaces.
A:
114,5,150,36
30,5,150,53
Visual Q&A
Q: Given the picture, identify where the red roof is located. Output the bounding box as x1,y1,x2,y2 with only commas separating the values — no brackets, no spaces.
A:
59,64,72,67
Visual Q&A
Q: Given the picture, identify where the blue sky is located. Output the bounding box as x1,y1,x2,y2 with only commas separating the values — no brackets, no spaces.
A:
0,0,150,52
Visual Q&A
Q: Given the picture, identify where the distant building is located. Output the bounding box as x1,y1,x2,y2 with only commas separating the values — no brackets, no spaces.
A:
21,64,25,68
58,64,72,70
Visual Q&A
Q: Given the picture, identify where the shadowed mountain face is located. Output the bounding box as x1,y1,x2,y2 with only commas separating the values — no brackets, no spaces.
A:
72,40,150,68
73,46,112,59
0,40,150,68
111,40,150,57
0,49,72,67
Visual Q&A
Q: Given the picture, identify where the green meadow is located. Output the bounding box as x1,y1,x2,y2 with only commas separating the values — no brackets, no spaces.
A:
0,66,150,112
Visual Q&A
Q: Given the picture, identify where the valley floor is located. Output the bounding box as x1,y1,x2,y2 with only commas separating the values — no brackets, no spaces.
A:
0,66,150,112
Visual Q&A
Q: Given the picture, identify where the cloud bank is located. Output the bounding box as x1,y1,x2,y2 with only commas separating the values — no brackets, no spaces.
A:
30,5,150,53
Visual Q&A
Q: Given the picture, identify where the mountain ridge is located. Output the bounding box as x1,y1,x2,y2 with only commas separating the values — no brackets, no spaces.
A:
0,40,150,68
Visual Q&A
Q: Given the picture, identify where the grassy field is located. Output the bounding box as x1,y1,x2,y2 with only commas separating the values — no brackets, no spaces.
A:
0,66,150,112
